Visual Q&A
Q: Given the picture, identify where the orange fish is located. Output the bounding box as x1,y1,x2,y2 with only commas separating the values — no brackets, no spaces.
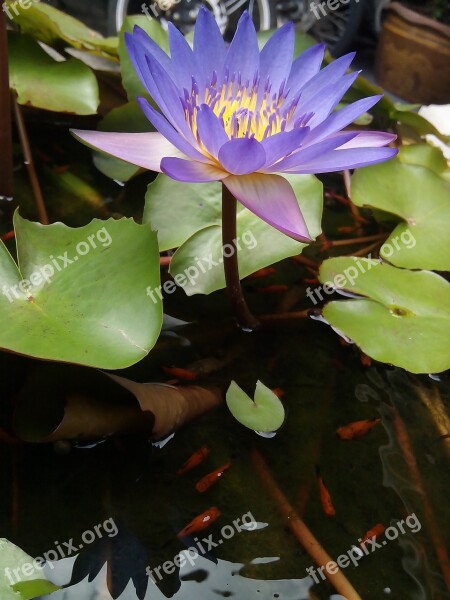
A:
1,231,15,242
271,387,285,398
256,285,289,294
360,523,385,547
177,446,210,475
162,366,197,381
247,267,276,279
177,507,221,538
336,418,381,441
195,463,231,493
316,467,336,517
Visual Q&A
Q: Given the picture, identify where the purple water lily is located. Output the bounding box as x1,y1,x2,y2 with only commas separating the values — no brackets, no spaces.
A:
73,8,397,243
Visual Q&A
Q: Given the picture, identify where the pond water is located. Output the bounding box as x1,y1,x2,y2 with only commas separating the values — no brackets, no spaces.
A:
1,312,449,600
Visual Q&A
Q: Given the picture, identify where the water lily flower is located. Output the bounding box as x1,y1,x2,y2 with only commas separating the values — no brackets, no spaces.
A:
72,8,397,242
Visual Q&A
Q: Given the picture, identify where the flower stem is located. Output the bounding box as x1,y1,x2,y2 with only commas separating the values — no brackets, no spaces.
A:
0,10,14,200
221,184,260,331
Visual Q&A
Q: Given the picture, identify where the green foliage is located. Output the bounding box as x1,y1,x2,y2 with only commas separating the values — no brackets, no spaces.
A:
226,381,285,432
0,213,162,368
0,539,60,600
8,32,99,114
144,174,323,295
319,258,450,373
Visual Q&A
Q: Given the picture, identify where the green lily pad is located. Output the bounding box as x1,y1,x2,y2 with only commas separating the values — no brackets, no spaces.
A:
8,32,99,115
397,143,449,176
5,1,118,56
144,174,322,295
319,258,450,374
351,150,450,271
93,100,154,181
226,381,285,432
0,538,60,600
0,212,162,368
119,16,169,101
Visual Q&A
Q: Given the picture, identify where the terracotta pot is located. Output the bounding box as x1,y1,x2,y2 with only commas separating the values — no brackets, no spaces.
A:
375,2,450,104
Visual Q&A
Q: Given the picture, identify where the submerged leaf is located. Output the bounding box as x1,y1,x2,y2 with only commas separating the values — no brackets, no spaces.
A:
226,381,285,432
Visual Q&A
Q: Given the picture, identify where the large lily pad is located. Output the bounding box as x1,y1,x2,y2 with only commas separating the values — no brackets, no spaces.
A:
0,213,162,368
8,32,99,115
0,538,60,600
144,174,322,295
351,150,450,271
319,258,450,373
5,1,118,56
226,381,285,432
119,16,169,101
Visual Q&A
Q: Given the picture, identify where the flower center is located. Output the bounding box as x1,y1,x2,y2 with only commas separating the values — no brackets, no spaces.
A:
183,71,310,142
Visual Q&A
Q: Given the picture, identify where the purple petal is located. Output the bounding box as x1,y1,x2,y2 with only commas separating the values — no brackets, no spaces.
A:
218,138,266,175
161,157,227,182
287,43,325,93
302,71,360,127
224,173,312,242
71,130,185,172
223,12,259,85
143,53,196,144
261,128,310,169
296,52,356,108
285,147,399,174
196,104,229,157
259,22,294,96
167,23,198,91
275,132,357,172
137,97,208,161
305,96,383,144
337,131,397,149
127,27,172,76
194,7,226,83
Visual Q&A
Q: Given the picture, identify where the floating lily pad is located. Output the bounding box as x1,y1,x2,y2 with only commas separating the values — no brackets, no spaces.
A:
319,258,450,373
144,174,322,295
226,381,285,432
0,538,60,600
351,150,450,271
119,16,169,101
0,213,162,368
5,0,118,56
8,32,99,115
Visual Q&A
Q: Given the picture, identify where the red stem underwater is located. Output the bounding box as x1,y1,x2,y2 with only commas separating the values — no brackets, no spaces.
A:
0,10,14,199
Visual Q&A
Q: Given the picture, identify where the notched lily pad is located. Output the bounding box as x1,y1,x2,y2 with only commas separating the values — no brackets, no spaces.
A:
226,381,285,432
0,212,162,369
319,258,450,373
351,148,450,271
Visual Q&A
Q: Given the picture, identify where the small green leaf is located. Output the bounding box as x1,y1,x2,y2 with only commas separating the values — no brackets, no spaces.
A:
144,174,322,295
351,150,450,271
0,213,162,368
0,538,60,600
8,32,99,114
319,258,450,374
226,381,285,432
119,16,169,100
